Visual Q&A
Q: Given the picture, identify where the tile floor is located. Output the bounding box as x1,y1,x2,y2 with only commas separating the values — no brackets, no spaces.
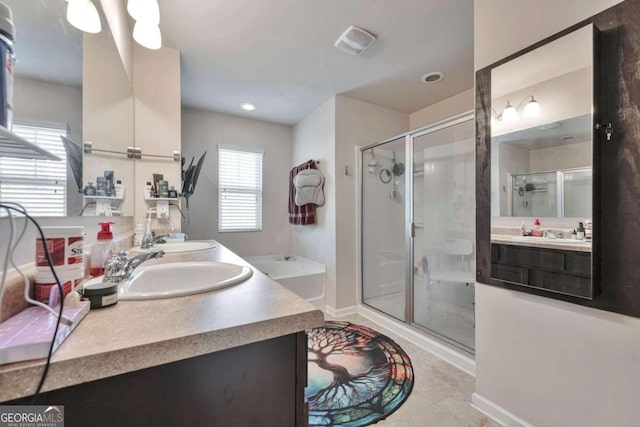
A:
327,313,500,427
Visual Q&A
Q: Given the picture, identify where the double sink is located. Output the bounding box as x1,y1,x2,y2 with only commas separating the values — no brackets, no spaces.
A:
85,241,253,301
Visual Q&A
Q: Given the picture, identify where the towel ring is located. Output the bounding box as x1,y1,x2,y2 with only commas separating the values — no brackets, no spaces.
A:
379,168,392,184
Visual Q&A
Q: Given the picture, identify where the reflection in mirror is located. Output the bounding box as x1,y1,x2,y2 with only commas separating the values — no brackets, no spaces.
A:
489,24,595,300
0,0,134,217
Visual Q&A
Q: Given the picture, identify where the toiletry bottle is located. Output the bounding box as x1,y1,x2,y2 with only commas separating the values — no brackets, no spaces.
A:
584,219,592,241
159,180,169,198
577,222,585,240
168,186,178,199
85,182,96,196
134,220,145,247
145,182,153,199
520,220,526,236
96,177,106,196
532,219,542,237
115,180,125,199
90,222,118,277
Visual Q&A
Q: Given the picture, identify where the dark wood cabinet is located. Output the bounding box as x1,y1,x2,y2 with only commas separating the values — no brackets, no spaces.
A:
11,332,309,427
491,244,592,299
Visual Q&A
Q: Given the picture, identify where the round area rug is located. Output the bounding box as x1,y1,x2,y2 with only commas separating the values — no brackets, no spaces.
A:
306,321,414,427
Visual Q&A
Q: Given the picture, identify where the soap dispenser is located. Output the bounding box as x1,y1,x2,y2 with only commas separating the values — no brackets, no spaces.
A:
532,218,542,237
90,221,118,277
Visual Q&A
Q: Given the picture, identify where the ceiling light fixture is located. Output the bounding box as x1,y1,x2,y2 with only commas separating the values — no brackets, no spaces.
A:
127,0,160,24
133,20,162,50
66,0,101,34
241,103,256,111
492,95,541,123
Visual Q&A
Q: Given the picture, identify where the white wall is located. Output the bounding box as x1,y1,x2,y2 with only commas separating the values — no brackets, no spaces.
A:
292,97,336,307
473,1,640,426
334,95,409,310
13,77,83,213
181,107,293,256
409,89,474,131
133,44,182,232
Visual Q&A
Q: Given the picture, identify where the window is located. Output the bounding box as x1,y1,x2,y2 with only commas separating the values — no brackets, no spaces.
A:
218,145,263,232
0,123,68,216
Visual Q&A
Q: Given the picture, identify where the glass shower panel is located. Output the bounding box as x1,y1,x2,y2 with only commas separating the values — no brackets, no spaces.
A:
412,119,476,350
563,169,592,217
362,136,407,321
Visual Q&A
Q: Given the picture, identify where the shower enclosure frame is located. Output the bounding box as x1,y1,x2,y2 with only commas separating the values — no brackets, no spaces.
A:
358,111,475,354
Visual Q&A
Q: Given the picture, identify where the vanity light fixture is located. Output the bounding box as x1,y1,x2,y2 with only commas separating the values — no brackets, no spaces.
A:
66,0,101,34
128,0,162,50
127,0,159,23
241,103,256,111
133,21,162,50
492,95,541,123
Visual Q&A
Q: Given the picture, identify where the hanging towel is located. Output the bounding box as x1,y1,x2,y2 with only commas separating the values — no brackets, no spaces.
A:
294,169,325,207
289,160,317,225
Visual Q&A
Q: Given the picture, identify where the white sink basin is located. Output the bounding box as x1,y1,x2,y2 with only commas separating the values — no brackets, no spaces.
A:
511,236,588,244
130,241,216,254
85,261,252,300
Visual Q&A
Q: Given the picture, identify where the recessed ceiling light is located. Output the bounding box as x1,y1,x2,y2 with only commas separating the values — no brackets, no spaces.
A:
421,72,445,84
241,103,256,111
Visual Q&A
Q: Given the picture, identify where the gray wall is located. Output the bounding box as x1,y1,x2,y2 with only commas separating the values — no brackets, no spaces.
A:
181,107,293,256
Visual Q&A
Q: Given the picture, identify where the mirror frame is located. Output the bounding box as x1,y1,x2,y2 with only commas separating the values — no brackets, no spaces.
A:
475,20,602,304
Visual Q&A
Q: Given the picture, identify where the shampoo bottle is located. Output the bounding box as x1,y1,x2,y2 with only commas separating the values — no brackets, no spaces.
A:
90,221,118,276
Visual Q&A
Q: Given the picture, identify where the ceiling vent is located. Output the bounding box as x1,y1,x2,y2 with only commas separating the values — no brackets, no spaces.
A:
334,26,376,56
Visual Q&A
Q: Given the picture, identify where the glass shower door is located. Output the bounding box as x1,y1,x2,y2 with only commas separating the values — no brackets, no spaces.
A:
361,136,407,321
412,119,476,350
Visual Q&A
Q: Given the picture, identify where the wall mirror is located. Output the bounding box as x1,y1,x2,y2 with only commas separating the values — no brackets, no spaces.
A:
0,0,134,217
489,23,596,300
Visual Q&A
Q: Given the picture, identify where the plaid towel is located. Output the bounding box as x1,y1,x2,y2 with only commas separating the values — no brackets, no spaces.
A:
289,160,317,225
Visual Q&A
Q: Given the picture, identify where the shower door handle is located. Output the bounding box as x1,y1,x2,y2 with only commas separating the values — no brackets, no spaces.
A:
410,222,416,238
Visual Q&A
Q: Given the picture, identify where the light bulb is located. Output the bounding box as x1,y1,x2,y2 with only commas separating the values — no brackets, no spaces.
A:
67,0,101,34
502,102,518,122
127,0,160,24
133,21,162,50
523,98,541,118
241,103,256,111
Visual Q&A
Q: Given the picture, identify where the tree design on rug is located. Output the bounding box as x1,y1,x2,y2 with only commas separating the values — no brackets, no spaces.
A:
306,322,414,427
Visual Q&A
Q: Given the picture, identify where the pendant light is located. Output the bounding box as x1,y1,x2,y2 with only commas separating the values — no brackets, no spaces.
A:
501,101,518,122
128,0,162,50
522,97,541,118
66,0,101,34
133,20,162,50
127,0,159,24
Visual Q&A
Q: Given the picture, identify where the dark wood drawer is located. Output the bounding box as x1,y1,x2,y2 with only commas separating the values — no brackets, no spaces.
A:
530,270,592,299
565,252,591,276
492,264,529,285
493,244,566,271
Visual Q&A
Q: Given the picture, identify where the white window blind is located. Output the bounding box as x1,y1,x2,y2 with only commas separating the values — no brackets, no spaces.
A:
218,145,263,232
0,123,68,216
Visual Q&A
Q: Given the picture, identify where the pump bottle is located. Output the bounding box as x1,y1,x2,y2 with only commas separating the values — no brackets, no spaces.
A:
90,221,118,276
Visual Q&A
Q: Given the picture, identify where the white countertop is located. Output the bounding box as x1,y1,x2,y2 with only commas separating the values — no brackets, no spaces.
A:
491,234,592,252
0,241,324,401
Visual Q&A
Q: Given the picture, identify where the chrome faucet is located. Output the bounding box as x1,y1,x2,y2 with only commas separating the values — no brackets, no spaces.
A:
141,232,169,249
103,250,165,283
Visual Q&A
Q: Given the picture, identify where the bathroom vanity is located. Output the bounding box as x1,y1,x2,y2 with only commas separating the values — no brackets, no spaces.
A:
0,242,324,427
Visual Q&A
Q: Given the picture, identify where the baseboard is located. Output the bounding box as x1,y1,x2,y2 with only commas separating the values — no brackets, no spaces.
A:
471,393,533,427
357,304,476,376
324,305,358,318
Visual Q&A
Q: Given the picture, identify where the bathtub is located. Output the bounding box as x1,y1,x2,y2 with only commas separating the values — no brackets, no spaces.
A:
245,255,326,309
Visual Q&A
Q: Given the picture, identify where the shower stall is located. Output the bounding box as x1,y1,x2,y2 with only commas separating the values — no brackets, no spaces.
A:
360,113,476,351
